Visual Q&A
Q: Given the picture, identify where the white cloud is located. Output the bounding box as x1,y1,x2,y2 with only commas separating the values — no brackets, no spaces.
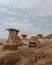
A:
1,18,43,36
0,0,52,38
0,0,37,9
0,7,22,16
0,0,52,17
4,17,17,21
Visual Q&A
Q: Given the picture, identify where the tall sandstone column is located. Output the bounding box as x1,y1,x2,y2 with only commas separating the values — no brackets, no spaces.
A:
21,34,29,45
21,34,27,40
3,28,21,50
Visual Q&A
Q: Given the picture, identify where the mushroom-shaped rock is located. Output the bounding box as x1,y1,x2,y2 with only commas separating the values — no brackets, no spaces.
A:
37,34,43,38
29,36,40,48
21,34,29,45
3,28,21,50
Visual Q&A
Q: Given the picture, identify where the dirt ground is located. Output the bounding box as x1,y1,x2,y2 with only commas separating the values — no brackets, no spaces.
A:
0,41,52,65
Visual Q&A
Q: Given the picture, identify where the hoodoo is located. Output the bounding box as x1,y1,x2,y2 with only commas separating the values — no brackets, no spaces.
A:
45,34,52,39
37,34,43,38
21,34,29,45
3,28,21,50
29,36,40,48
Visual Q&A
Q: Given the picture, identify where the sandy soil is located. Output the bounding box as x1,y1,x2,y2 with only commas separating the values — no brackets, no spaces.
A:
0,41,52,65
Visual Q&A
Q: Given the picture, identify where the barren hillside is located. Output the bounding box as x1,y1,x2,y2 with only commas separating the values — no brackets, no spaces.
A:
0,41,52,65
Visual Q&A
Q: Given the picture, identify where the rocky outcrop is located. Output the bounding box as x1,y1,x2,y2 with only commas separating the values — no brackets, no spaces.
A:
29,36,40,47
21,34,29,45
3,28,21,50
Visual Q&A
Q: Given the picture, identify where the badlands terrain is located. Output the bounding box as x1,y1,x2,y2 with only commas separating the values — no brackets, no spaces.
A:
0,41,52,65
0,29,52,65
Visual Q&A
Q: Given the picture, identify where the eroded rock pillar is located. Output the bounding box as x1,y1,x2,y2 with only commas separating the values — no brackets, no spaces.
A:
3,28,21,50
21,34,29,45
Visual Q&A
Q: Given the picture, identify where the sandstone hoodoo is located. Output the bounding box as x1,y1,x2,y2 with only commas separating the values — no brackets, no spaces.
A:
45,34,52,39
3,28,21,50
21,34,27,40
37,34,43,38
29,36,40,48
36,34,45,43
21,34,29,45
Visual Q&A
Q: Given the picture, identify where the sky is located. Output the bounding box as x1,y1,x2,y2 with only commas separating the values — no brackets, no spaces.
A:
0,0,52,39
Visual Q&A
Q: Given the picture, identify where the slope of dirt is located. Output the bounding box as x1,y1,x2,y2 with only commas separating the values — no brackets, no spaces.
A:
0,42,52,65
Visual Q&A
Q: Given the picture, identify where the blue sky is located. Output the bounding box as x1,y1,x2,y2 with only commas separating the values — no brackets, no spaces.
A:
0,0,52,39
